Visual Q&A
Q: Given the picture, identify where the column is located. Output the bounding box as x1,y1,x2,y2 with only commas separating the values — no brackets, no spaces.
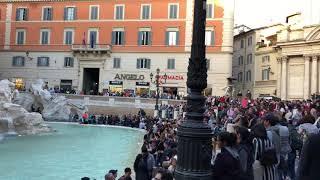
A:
276,57,282,97
281,56,288,100
311,56,318,94
304,56,311,99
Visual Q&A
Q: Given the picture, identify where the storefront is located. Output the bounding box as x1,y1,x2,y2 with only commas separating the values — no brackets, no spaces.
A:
135,82,150,97
163,86,178,96
60,80,73,92
109,81,123,93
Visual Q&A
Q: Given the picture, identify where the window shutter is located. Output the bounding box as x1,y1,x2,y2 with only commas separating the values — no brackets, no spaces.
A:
71,58,74,67
172,59,175,69
22,57,25,66
37,57,40,66
146,6,150,19
148,32,152,45
165,31,169,45
73,7,77,20
211,31,215,45
64,8,67,20
176,31,179,45
46,57,50,66
121,31,125,45
12,57,16,66
49,8,53,20
147,59,151,69
64,57,67,67
16,9,19,21
24,9,29,21
138,32,142,45
136,59,140,69
111,31,116,45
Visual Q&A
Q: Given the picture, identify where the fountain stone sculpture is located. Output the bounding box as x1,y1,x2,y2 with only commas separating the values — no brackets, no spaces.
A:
14,79,87,121
0,79,51,135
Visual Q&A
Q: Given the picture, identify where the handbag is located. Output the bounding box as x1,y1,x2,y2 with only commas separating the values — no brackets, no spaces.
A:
253,139,263,180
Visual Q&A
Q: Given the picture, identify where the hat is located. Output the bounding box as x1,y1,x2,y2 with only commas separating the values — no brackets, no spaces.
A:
108,169,118,175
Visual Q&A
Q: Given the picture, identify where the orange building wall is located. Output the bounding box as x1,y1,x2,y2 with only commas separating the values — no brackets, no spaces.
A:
3,0,223,53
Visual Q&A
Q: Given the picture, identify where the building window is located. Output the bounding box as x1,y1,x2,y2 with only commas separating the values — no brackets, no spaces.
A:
64,7,76,20
238,72,243,82
136,58,151,69
16,30,25,45
248,36,252,46
42,7,52,21
40,29,50,45
138,30,151,46
141,4,151,19
64,30,73,45
166,31,179,46
240,39,244,48
247,54,252,64
115,5,124,20
167,59,175,69
169,4,178,19
90,6,99,20
262,69,269,80
206,59,210,70
206,3,213,18
64,57,74,67
111,30,125,45
113,58,121,69
262,55,270,63
12,56,25,67
238,56,243,65
16,8,28,21
37,57,50,67
205,30,215,46
246,71,251,81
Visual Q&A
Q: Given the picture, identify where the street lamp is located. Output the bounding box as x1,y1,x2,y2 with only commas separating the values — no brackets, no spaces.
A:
175,0,212,179
150,68,167,118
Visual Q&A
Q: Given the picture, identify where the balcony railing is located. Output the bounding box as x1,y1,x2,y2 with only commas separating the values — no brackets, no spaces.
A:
71,44,112,56
71,44,112,51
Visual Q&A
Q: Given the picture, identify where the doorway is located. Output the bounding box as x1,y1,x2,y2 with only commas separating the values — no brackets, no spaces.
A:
83,68,99,95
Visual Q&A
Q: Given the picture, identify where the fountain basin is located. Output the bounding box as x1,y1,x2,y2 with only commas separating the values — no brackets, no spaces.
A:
0,122,145,180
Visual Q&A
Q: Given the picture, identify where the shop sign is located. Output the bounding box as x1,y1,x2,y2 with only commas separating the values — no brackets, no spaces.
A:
136,82,150,86
109,81,123,85
114,74,145,81
160,75,184,81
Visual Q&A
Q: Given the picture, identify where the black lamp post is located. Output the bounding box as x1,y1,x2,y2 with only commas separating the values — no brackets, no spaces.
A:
175,0,212,179
150,68,167,117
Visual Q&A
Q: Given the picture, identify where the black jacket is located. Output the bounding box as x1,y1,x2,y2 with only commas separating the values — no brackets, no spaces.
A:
297,133,320,180
212,147,244,180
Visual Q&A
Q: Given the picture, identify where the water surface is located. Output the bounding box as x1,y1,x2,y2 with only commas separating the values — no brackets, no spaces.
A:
0,123,144,180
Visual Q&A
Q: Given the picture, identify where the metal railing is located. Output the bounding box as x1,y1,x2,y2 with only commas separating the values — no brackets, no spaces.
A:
71,44,112,51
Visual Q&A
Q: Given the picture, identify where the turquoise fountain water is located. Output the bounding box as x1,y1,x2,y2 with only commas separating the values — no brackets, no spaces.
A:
0,123,145,180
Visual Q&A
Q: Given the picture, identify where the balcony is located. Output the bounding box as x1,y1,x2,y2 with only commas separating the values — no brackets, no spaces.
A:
71,44,112,56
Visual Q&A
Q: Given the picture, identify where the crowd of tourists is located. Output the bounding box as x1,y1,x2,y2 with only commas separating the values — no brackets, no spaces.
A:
79,95,320,180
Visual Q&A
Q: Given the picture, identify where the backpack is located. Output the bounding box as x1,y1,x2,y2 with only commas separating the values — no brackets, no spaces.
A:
289,125,303,151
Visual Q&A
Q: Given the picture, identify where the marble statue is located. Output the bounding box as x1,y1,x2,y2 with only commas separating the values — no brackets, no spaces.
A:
14,79,87,121
0,79,51,135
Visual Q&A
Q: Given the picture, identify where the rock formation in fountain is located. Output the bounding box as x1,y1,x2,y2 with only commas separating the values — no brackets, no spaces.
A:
0,79,51,135
14,79,87,121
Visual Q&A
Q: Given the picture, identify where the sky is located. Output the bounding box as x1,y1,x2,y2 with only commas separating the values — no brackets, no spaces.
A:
234,0,302,28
